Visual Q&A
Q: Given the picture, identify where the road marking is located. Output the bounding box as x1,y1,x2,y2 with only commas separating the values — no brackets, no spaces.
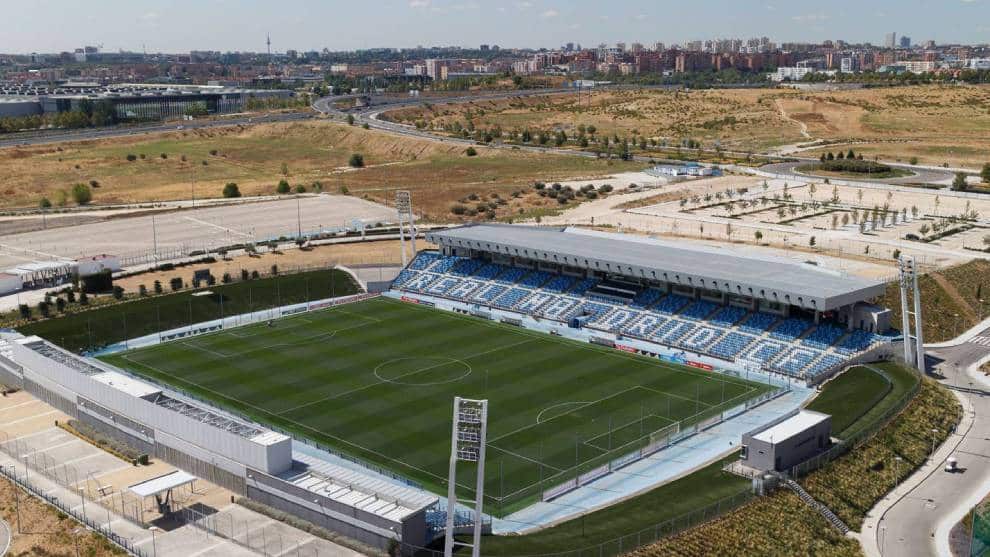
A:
182,215,253,238
969,335,990,348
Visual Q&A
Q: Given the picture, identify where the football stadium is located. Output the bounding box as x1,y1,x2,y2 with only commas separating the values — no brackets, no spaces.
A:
0,223,898,553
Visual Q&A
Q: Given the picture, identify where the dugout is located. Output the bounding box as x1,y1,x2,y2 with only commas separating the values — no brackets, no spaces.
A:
740,410,831,472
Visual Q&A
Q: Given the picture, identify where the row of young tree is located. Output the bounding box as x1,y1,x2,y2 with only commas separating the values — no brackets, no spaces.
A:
0,99,118,134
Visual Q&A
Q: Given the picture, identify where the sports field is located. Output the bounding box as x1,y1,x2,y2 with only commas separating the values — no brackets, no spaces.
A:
101,296,771,513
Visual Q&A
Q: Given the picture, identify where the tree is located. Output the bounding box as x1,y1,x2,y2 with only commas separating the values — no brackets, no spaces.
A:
295,184,306,193
71,183,92,205
222,183,241,198
112,285,125,300
465,147,478,157
18,304,30,319
154,280,163,294
982,162,990,184
346,114,355,125
809,236,816,247
349,153,365,168
952,172,969,191
276,179,291,194
39,197,52,209
55,297,66,312
846,149,855,160
78,291,89,305
754,230,763,242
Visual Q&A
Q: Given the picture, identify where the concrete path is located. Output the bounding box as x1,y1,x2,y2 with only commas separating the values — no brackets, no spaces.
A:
859,324,990,557
0,518,10,556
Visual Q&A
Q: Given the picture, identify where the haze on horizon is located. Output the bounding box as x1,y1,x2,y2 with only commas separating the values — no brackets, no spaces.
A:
4,0,989,54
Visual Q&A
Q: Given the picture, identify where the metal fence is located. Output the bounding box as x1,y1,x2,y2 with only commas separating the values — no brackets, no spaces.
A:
0,463,150,556
785,370,921,479
400,487,755,557
177,504,323,557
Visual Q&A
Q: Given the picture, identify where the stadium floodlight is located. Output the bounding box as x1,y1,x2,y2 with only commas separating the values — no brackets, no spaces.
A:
395,190,415,266
897,255,925,371
444,397,488,557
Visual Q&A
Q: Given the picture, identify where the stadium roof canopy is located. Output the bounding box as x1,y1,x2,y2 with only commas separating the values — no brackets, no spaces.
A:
426,225,885,312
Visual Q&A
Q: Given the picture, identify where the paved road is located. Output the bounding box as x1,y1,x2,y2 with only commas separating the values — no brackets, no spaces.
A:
762,161,955,186
871,328,990,557
0,111,316,149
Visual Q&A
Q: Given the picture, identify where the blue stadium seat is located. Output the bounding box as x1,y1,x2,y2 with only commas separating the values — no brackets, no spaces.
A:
630,288,664,309
837,330,878,355
680,300,718,320
540,297,580,320
621,313,667,338
493,287,532,309
519,271,552,289
746,340,787,364
709,332,757,360
802,323,846,350
447,280,482,301
570,278,598,295
770,318,813,341
497,266,526,284
473,264,504,280
543,275,575,292
516,292,556,313
409,252,442,270
471,282,507,303
426,276,460,295
430,256,462,274
655,294,691,315
738,312,777,334
451,258,484,276
805,353,847,378
392,269,419,288
653,319,696,344
679,326,722,352
709,306,748,327
770,347,822,376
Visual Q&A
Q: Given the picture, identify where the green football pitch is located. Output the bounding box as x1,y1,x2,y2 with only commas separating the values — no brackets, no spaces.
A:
100,296,771,513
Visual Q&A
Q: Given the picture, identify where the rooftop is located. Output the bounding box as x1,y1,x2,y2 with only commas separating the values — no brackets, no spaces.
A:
427,224,885,311
752,410,830,444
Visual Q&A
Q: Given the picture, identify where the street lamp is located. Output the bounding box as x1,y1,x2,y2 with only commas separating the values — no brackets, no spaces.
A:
931,428,940,458
893,455,902,481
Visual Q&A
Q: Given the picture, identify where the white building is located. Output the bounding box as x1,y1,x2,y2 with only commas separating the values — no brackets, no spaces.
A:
770,67,814,82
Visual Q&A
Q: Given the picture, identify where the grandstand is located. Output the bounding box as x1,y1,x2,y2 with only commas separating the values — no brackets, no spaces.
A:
391,225,893,383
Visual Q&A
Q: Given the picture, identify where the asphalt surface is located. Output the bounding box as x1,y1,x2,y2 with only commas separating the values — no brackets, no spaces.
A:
0,194,394,270
874,329,990,556
761,161,955,186
0,111,315,149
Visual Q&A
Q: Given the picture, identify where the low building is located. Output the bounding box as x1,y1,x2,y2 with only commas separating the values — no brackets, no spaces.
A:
740,410,832,472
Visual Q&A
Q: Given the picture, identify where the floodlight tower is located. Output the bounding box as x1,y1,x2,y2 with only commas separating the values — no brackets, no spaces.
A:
395,190,415,266
444,397,488,557
898,255,925,371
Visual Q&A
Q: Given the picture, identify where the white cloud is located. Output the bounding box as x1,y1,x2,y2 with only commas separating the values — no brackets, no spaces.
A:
140,11,160,22
541,8,558,18
634,13,647,21
409,0,430,7
515,1,533,9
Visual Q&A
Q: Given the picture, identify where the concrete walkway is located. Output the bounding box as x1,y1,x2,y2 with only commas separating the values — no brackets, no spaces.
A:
0,518,10,556
859,323,990,557
495,385,813,534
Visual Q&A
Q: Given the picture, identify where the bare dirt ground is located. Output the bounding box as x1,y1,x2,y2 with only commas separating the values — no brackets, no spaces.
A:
114,239,422,293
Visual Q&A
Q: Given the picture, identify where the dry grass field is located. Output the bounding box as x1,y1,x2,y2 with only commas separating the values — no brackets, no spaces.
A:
384,84,990,167
0,120,643,218
384,88,804,151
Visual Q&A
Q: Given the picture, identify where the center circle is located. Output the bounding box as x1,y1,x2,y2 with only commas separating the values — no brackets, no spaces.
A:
374,357,472,386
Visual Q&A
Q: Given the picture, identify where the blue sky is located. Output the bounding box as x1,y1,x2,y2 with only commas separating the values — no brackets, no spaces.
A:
5,0,988,53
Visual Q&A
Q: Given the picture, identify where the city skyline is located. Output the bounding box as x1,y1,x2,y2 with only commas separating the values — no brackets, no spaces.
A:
4,0,989,54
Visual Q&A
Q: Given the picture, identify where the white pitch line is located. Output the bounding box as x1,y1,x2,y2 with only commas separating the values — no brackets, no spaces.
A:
182,216,253,238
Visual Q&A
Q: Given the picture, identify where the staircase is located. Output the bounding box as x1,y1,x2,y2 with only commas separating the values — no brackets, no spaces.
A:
783,478,850,535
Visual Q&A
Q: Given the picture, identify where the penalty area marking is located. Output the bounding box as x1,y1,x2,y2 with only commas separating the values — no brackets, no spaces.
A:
373,357,473,386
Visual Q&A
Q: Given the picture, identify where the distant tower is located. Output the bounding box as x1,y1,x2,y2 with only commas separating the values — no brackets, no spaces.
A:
266,33,271,57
